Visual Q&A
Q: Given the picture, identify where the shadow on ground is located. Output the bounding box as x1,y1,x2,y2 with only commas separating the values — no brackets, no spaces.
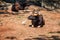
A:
24,35,60,40
49,31,60,33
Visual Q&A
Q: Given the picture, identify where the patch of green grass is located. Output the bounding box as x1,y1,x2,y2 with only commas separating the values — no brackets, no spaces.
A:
18,16,21,18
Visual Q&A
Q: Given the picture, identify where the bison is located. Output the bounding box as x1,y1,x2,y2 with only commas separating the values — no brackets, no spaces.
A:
28,11,45,27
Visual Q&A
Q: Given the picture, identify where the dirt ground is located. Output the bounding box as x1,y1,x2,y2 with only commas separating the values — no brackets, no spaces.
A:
0,7,60,40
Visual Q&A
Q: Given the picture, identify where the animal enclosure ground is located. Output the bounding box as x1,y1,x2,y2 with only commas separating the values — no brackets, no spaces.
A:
0,9,60,40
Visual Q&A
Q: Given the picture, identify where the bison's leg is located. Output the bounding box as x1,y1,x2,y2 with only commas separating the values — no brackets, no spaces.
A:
40,20,45,27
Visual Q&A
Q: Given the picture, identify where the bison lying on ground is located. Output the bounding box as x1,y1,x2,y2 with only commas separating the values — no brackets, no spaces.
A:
28,14,45,27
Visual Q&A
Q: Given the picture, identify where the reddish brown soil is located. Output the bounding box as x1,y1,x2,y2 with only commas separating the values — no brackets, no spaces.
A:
0,8,60,40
